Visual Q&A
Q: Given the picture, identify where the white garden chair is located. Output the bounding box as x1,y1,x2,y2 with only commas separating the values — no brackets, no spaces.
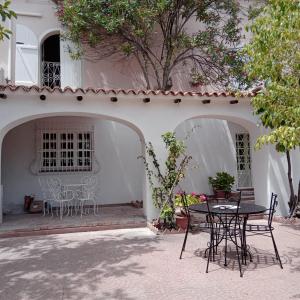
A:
38,177,56,216
47,177,75,219
78,175,98,217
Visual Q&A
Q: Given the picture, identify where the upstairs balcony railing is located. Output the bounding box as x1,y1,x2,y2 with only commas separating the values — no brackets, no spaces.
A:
41,61,61,88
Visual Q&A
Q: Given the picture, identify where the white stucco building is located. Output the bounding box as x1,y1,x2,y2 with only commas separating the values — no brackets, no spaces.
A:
0,0,299,224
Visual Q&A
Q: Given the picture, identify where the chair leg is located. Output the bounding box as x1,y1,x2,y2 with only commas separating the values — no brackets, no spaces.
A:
270,229,283,269
179,219,190,259
206,229,214,273
234,232,243,277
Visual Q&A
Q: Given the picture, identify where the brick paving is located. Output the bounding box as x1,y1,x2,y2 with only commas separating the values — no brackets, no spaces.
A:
0,220,299,300
0,206,146,238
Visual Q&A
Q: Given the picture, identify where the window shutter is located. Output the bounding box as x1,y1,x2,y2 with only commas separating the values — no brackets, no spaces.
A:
60,40,82,88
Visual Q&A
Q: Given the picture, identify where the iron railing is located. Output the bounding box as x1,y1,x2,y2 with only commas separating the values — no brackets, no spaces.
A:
41,61,61,88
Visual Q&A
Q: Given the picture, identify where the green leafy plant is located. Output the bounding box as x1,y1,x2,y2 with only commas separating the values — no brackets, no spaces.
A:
140,132,192,228
174,192,205,208
208,172,235,192
0,1,16,41
242,0,300,216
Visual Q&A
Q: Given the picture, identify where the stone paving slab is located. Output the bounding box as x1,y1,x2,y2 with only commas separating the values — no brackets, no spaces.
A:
0,221,300,300
0,206,146,238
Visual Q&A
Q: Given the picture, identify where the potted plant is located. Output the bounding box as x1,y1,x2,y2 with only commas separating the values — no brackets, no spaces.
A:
174,193,206,229
208,172,235,199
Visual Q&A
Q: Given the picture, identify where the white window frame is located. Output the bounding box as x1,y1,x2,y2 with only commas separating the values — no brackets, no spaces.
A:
235,132,252,187
37,128,94,173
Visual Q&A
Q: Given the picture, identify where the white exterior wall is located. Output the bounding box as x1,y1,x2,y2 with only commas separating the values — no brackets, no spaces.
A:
176,119,247,194
1,0,82,88
1,116,143,214
0,91,298,222
2,0,253,91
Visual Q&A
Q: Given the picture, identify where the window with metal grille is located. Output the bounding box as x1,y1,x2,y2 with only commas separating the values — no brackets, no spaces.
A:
235,133,252,187
38,130,93,173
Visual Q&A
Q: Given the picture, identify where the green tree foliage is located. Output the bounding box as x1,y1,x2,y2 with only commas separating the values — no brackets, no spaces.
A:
0,1,16,41
243,0,300,215
57,0,244,91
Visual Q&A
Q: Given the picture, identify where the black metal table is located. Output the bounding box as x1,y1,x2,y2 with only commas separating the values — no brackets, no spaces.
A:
189,202,267,216
189,202,267,266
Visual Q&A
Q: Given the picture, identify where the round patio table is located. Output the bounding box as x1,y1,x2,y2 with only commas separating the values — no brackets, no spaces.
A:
189,202,267,216
189,202,267,267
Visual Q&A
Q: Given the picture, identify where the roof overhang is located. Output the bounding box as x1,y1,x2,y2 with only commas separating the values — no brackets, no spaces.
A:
0,85,255,102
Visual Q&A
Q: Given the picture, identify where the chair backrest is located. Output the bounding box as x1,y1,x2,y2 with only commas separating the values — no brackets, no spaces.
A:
38,177,53,200
227,190,242,203
205,197,220,226
47,177,62,200
81,175,98,199
228,190,242,228
268,192,278,227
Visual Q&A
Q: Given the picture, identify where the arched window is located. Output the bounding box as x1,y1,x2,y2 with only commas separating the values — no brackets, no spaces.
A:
41,34,61,88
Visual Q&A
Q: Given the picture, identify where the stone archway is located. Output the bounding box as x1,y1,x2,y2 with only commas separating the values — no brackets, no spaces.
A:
0,112,146,223
174,117,254,198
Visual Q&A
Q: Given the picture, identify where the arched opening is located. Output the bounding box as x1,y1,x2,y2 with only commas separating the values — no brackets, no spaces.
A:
1,115,145,227
175,117,253,200
41,34,61,88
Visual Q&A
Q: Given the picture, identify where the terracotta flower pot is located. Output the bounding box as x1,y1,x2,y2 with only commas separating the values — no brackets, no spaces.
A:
214,190,227,199
176,215,188,230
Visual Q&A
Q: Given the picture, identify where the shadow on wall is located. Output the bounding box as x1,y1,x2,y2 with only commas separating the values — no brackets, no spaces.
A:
268,148,292,216
175,118,248,194
84,57,147,90
97,121,144,204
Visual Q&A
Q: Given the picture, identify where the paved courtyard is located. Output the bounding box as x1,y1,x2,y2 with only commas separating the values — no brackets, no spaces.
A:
0,220,299,300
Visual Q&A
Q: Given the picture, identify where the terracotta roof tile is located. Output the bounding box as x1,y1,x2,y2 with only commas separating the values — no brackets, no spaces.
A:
0,84,257,97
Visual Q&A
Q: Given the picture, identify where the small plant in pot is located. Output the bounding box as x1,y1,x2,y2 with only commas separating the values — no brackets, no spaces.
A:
174,193,206,229
208,172,235,199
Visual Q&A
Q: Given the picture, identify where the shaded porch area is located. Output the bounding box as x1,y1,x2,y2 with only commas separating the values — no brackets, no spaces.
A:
0,205,146,238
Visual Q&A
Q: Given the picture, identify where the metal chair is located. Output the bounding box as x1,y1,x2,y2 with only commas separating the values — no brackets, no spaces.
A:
245,192,283,269
179,192,210,259
78,175,98,217
206,191,243,277
38,177,55,215
47,177,74,219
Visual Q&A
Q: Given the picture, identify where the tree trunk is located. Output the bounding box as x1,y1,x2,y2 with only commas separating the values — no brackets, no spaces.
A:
286,150,296,217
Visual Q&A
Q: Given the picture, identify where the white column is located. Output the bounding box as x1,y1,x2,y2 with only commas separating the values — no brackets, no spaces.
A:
140,121,178,222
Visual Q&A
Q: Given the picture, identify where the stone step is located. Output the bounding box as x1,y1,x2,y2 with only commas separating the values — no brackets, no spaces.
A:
237,187,254,191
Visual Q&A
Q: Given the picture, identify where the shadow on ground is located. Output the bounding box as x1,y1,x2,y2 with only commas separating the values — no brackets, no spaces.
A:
0,231,160,300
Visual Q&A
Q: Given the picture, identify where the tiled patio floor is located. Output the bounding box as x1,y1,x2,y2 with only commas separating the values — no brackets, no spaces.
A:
0,221,299,300
0,205,146,237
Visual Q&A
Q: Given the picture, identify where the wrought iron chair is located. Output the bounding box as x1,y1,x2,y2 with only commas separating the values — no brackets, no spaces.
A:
179,192,210,259
206,190,243,277
245,192,283,269
38,177,55,216
78,175,98,217
47,177,74,219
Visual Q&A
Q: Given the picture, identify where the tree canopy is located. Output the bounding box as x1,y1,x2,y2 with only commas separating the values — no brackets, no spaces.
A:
244,0,300,152
0,1,16,41
243,0,300,214
57,0,244,91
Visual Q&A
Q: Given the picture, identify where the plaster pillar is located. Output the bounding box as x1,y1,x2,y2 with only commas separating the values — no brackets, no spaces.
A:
140,121,179,222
